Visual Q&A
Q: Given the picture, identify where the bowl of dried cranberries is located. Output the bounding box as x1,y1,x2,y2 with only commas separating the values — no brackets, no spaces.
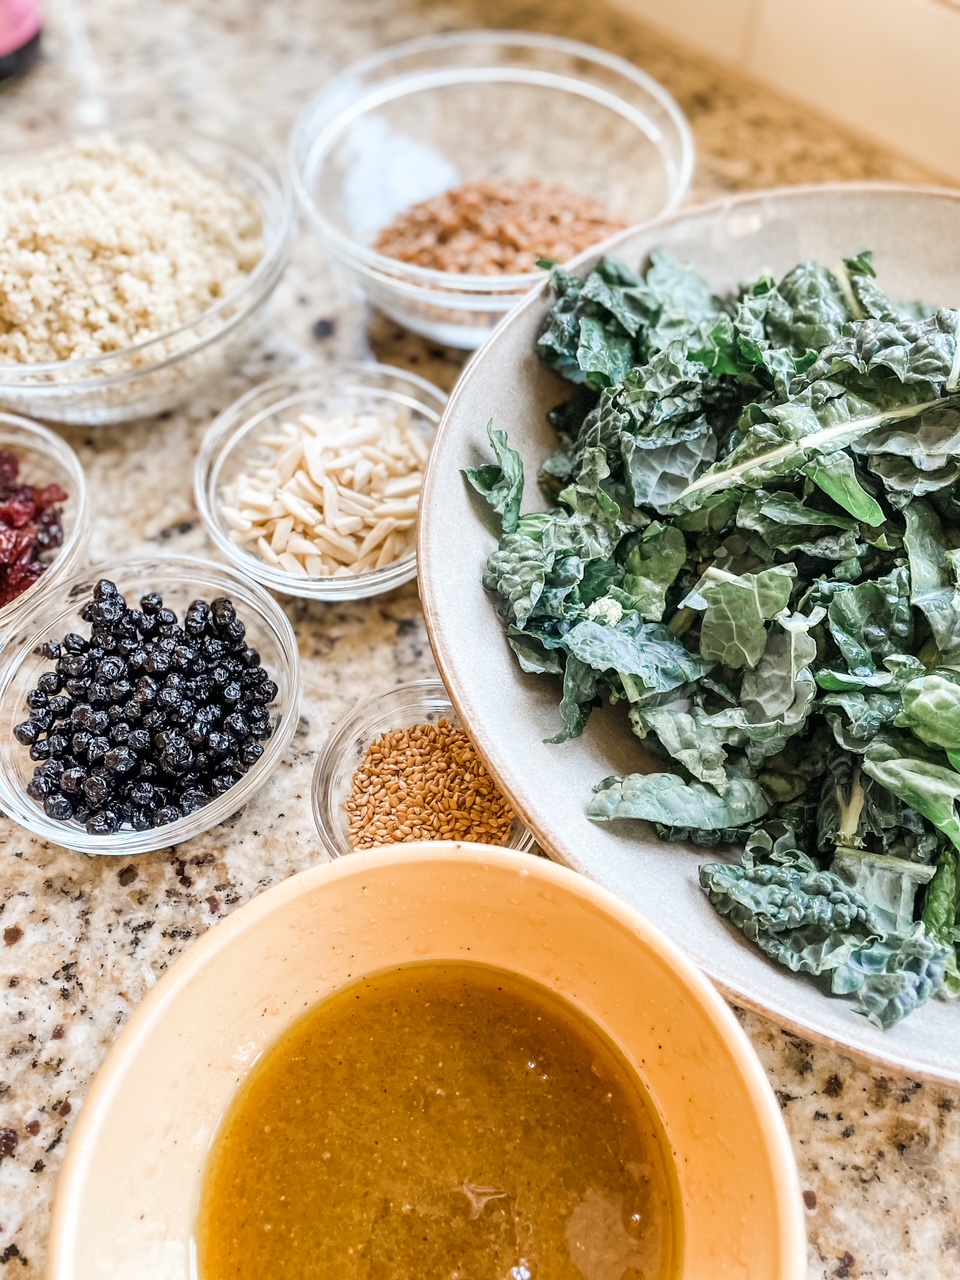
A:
0,413,89,637
0,556,300,854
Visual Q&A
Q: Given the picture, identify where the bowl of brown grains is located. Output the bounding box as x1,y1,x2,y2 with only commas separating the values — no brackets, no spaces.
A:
291,31,694,348
312,680,534,857
196,362,446,600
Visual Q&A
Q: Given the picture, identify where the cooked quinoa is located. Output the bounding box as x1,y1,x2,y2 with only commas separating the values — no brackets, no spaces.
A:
0,135,265,364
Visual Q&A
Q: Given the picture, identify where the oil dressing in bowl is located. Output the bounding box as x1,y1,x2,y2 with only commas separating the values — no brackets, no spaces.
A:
196,961,681,1278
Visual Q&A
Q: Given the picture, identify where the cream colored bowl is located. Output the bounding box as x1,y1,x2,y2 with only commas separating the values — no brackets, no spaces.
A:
46,844,805,1279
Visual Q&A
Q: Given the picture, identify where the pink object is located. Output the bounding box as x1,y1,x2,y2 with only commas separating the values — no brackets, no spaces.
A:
0,0,41,58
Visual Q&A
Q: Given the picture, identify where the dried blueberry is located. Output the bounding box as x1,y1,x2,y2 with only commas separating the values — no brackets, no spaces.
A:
37,670,62,695
44,793,75,821
71,730,92,756
210,774,238,796
29,739,51,761
47,694,72,719
26,689,48,709
177,788,209,816
14,719,39,746
127,728,151,753
26,774,52,801
86,736,111,766
145,650,170,676
47,734,69,758
82,773,112,808
86,809,121,836
154,805,181,827
60,767,86,795
223,711,248,738
40,640,61,660
241,740,264,767
109,722,132,745
93,579,119,602
97,656,124,683
129,809,154,832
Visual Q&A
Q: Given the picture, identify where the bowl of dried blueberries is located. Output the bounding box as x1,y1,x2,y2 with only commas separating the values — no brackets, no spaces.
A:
0,556,299,854
0,412,89,638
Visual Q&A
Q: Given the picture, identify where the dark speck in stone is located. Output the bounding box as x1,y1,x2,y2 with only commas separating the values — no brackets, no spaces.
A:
31,1160,44,1173
3,926,22,946
312,317,336,340
157,520,195,541
841,1125,855,1138
803,1189,817,1211
825,1074,843,1097
51,1025,64,1040
835,1252,855,1278
814,1110,828,1121
25,1120,40,1137
118,865,138,886
0,1245,23,1264
206,896,220,913
0,1129,18,1161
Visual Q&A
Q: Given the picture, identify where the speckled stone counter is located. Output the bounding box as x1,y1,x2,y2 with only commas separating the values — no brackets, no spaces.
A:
1,1,957,1277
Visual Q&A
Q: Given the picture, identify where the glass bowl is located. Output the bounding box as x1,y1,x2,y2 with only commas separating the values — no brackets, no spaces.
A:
195,362,446,601
0,413,90,641
291,30,694,349
312,679,534,858
0,124,294,426
0,556,300,855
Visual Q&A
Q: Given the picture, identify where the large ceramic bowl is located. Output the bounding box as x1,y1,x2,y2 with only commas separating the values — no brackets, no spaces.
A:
46,844,805,1279
418,184,960,1084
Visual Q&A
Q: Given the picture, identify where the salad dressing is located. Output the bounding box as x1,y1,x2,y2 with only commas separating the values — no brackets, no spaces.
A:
197,961,681,1279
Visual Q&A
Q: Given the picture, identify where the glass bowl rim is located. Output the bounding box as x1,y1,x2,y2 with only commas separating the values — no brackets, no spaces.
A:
0,553,301,855
0,122,294,383
291,28,696,293
194,360,448,601
311,677,535,858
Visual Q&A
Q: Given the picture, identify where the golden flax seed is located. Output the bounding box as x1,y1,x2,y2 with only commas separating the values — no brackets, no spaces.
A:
347,718,516,850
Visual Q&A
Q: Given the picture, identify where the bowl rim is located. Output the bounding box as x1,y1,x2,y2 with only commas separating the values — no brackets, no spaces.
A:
419,178,960,1085
195,360,448,601
44,841,807,1280
0,553,301,855
291,28,696,293
0,122,294,383
310,677,535,857
0,411,90,633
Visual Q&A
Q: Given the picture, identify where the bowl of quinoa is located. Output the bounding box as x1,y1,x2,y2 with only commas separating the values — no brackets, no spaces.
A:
291,31,693,348
0,125,293,425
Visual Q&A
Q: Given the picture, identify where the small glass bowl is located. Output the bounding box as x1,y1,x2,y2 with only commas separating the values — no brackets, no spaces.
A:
0,414,90,641
195,362,447,601
291,30,694,349
0,556,300,856
0,124,294,426
312,679,534,858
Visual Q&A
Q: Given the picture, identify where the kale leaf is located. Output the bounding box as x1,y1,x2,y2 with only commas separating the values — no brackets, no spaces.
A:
471,247,960,1027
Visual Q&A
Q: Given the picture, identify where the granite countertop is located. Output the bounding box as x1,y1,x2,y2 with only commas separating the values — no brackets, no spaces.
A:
1,1,958,1276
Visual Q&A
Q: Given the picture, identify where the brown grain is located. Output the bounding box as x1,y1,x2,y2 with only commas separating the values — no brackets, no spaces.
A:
373,178,627,276
346,718,516,850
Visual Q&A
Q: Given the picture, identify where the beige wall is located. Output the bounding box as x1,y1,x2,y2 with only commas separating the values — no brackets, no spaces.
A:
612,0,960,182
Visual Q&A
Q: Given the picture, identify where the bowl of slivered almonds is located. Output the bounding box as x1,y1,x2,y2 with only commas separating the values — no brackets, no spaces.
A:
195,362,447,600
291,31,693,348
